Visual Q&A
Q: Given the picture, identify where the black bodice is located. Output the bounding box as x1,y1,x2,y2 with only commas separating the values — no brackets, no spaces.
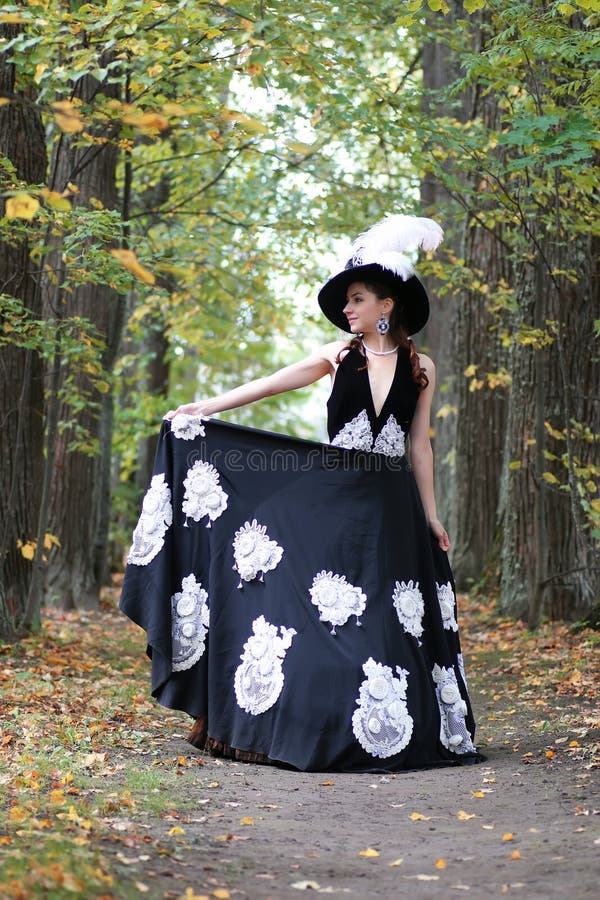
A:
327,345,419,446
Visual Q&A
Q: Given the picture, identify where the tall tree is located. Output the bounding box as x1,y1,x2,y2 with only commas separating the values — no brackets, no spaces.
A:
0,22,47,637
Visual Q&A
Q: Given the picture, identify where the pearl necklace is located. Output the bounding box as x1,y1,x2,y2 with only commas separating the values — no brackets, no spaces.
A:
361,339,399,356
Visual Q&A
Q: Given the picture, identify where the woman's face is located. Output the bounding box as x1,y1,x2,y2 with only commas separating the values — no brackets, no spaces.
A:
343,282,393,335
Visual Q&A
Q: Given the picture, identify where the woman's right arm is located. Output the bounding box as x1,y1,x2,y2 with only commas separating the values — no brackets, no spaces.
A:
165,340,345,420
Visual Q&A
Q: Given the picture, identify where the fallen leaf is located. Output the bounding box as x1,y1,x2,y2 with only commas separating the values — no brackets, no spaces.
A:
502,833,514,842
457,810,476,820
359,847,380,857
291,882,320,891
510,850,522,860
435,858,447,869
240,816,254,826
388,859,404,867
168,826,185,835
321,780,334,786
409,812,432,821
213,891,231,900
545,750,555,759
471,791,485,799
135,884,150,893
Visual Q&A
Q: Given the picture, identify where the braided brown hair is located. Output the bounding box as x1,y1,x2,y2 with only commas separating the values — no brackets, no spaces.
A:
335,280,429,391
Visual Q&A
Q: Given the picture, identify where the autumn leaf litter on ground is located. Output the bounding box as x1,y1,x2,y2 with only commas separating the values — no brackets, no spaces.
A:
0,596,598,898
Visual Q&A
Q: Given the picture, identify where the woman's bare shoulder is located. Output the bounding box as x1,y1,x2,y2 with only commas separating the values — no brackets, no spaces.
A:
417,351,435,371
318,339,350,362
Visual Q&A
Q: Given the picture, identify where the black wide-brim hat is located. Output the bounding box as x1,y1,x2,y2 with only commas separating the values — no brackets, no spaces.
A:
317,214,444,337
317,262,430,336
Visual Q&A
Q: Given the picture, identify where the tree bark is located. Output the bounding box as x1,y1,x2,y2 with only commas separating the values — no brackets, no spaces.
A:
0,25,47,638
43,69,125,609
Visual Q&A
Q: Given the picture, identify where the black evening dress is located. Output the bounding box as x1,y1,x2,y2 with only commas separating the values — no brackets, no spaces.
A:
120,345,481,771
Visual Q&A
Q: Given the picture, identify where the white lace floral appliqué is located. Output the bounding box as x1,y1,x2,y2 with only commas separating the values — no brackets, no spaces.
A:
432,663,476,754
171,574,210,671
437,581,458,631
127,474,173,566
232,520,283,588
331,409,373,451
234,615,296,716
392,580,425,639
309,571,367,634
372,414,406,458
352,657,414,759
170,413,207,441
182,460,228,528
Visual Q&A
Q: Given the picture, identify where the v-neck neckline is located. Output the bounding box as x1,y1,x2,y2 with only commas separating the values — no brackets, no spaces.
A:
363,346,400,420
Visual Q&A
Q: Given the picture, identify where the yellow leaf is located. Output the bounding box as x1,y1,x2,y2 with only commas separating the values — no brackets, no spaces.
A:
19,541,36,560
0,12,25,23
409,812,432,821
321,780,335,786
52,100,84,133
471,791,485,799
503,833,514,841
147,64,163,77
240,816,254,826
457,810,476,820
122,108,170,131
168,826,185,835
5,194,40,220
359,847,380,857
388,858,404,866
542,471,560,485
213,891,231,900
0,98,11,107
510,850,522,860
569,740,580,747
182,890,209,900
545,749,555,759
287,140,314,155
464,363,478,377
63,873,85,892
110,249,155,286
435,858,447,869
34,63,48,84
40,188,72,211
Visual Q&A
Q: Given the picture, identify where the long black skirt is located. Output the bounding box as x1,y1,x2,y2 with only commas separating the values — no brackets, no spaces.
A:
120,416,481,772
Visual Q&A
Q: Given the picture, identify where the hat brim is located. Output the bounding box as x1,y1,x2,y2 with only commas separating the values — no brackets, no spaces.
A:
317,264,430,336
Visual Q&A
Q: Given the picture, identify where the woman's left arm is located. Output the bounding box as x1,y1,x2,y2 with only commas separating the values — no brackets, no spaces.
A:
409,354,450,551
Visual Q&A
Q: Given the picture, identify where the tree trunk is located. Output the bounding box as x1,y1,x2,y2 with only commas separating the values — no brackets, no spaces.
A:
421,11,508,589
0,25,47,638
43,69,124,609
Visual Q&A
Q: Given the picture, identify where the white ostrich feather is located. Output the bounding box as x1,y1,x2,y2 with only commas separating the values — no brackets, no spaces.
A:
353,214,444,257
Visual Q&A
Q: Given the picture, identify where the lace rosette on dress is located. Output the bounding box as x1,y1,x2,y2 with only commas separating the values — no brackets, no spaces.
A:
309,571,367,634
352,657,414,759
331,409,373,451
127,474,173,566
171,574,210,671
182,460,228,527
437,581,458,631
232,519,283,588
234,615,297,716
170,413,207,441
372,414,406,458
432,664,476,754
392,579,425,639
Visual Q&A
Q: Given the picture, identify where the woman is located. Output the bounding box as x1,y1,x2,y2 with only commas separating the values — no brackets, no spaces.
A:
121,214,481,771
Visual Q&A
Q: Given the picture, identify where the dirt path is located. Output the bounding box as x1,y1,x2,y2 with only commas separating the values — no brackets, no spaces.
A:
2,606,598,899
107,692,599,900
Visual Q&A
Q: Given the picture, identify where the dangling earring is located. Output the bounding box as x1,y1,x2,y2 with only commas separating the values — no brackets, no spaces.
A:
376,316,389,335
